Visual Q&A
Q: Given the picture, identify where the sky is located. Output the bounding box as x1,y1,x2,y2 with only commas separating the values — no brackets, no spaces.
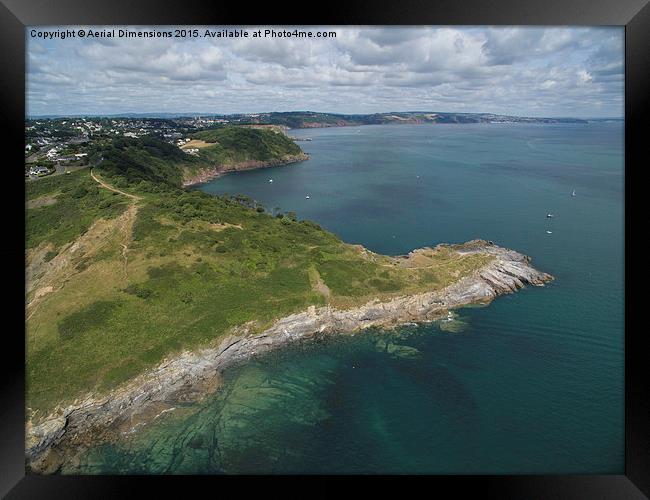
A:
26,26,624,118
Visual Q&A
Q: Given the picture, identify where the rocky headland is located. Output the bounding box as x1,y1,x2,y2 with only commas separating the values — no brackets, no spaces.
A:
26,239,552,473
182,153,309,187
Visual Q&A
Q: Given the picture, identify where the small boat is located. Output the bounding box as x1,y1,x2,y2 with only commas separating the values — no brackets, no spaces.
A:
571,189,576,197
546,213,554,218
268,179,273,183
305,195,310,199
546,230,553,234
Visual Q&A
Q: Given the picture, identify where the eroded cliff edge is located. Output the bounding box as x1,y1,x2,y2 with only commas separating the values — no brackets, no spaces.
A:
26,239,552,473
181,152,310,187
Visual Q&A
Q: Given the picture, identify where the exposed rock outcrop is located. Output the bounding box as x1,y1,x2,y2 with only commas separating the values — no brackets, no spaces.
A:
26,239,552,473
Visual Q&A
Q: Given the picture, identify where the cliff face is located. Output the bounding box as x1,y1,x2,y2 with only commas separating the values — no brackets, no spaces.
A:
182,152,309,186
26,240,552,473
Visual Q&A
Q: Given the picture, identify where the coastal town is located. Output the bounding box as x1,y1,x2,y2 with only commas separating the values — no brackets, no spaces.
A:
24,115,234,179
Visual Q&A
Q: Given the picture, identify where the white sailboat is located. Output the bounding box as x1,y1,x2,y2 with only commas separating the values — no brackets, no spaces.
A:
571,189,576,197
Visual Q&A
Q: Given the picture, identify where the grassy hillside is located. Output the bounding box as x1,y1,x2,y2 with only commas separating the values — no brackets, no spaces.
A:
26,169,129,251
26,135,492,417
186,126,303,175
88,127,305,187
193,126,301,156
95,136,199,188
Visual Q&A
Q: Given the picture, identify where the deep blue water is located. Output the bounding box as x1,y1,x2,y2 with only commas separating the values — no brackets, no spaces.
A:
74,122,624,474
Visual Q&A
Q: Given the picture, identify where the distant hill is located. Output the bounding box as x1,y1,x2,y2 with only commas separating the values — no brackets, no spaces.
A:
95,136,191,188
184,126,308,184
90,126,307,189
240,111,591,128
191,126,302,160
28,110,612,124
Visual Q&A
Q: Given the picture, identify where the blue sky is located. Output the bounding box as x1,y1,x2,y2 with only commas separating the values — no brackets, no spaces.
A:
26,26,624,118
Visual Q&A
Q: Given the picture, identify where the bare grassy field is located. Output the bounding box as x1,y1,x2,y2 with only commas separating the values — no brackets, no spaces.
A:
180,139,213,150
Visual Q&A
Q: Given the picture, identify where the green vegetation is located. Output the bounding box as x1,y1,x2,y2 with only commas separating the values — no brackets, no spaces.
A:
94,136,197,188
87,127,303,189
26,169,128,250
26,132,493,416
187,126,302,175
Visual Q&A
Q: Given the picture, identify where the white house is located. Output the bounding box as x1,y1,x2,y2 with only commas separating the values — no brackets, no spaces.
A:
29,166,50,176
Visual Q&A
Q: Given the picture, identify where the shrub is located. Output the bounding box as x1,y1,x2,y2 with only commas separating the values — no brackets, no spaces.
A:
43,250,58,262
123,284,153,299
58,300,120,340
70,186,88,198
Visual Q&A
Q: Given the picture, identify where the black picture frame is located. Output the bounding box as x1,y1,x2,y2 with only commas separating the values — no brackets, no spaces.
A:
2,0,646,497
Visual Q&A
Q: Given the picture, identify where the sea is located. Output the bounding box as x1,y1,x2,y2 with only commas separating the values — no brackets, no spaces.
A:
71,121,624,474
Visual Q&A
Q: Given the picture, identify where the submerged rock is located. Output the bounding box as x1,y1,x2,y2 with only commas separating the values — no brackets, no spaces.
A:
386,343,421,359
375,339,421,358
438,318,467,334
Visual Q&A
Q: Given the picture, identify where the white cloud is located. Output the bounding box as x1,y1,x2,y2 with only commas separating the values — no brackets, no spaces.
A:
577,70,593,85
26,26,624,117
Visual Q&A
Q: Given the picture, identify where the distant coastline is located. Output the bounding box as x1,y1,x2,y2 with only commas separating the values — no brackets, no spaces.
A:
28,110,620,123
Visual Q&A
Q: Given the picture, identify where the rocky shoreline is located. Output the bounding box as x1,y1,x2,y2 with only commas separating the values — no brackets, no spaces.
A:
182,153,310,187
25,240,552,473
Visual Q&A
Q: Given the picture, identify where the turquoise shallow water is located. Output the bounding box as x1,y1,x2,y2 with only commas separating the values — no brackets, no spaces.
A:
73,122,624,474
